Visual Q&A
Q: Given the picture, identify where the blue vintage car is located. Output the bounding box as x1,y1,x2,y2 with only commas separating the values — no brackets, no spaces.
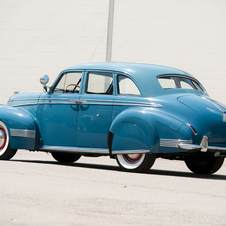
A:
1,63,226,174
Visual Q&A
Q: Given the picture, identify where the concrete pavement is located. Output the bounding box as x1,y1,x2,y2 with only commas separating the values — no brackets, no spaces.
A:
1,150,226,226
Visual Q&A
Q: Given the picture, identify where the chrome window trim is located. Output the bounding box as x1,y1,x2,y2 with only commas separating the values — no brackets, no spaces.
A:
157,75,205,92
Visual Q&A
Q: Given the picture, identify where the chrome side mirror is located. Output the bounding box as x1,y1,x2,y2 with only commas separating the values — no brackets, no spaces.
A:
40,74,49,92
40,74,49,85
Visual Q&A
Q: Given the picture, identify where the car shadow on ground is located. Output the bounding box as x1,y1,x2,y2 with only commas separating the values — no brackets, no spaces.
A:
10,158,226,181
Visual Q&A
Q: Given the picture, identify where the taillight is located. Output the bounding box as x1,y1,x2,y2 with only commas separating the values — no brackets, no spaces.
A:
186,123,197,135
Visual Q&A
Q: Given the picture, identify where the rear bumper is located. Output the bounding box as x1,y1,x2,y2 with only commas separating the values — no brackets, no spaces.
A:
178,143,226,151
178,135,226,155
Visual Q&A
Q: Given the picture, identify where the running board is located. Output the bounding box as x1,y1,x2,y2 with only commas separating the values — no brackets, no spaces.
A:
39,145,109,154
39,146,150,155
112,150,150,154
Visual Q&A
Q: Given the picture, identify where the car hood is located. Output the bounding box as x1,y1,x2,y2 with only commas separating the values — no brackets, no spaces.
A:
8,92,43,106
178,95,226,143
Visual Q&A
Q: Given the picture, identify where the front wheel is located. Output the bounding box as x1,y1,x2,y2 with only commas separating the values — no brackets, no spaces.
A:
51,152,81,163
116,153,156,173
0,121,17,160
184,155,224,175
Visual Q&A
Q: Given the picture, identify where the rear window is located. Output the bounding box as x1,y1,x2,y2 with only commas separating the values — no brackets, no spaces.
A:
158,76,204,91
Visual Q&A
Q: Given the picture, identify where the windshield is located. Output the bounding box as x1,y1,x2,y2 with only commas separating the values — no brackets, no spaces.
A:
53,72,82,94
158,76,204,92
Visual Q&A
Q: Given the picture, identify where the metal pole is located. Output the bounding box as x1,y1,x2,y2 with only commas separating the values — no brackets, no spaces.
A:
106,0,115,62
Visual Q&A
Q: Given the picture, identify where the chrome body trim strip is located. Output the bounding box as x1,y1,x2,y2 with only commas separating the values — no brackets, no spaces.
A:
10,129,36,138
114,100,162,108
160,139,193,148
39,146,109,154
8,98,40,102
8,103,38,107
9,98,162,108
112,150,150,154
38,101,161,107
40,146,150,155
78,100,113,105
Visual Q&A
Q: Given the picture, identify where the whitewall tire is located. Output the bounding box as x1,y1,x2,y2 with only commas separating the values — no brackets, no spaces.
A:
116,153,156,173
0,121,17,160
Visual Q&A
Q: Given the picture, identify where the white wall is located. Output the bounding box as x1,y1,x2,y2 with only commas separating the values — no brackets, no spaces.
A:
0,0,108,103
0,0,226,104
112,0,226,103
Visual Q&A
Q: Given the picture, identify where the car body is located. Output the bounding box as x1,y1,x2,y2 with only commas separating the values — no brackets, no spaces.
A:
1,62,226,174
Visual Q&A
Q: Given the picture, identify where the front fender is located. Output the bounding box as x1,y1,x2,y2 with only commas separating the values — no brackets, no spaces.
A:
0,104,38,150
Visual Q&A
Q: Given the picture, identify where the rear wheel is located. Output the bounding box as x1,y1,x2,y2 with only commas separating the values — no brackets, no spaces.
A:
0,121,17,160
116,153,156,173
51,152,81,163
184,155,224,174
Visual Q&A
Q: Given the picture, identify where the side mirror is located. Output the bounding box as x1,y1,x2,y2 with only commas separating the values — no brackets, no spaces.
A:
40,74,49,85
40,74,49,92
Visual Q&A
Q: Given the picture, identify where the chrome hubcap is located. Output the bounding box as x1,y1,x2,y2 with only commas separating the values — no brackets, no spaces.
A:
123,154,143,164
0,130,6,149
127,154,140,159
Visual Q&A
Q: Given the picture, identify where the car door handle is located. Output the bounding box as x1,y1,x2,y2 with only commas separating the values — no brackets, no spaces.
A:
68,99,87,104
68,99,77,103
76,99,87,104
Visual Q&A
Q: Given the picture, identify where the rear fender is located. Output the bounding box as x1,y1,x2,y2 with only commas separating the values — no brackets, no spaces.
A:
0,105,38,150
109,107,195,155
109,107,159,155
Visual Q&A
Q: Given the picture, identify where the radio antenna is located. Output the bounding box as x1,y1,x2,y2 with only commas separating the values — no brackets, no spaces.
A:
88,30,106,63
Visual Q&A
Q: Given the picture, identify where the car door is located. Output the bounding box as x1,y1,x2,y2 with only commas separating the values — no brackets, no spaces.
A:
39,71,83,147
77,71,115,148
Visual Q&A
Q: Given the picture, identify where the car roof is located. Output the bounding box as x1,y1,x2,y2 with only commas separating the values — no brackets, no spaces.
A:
65,62,195,97
66,62,191,76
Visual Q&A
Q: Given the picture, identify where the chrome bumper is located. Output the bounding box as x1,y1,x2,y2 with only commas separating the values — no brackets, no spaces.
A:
178,136,226,152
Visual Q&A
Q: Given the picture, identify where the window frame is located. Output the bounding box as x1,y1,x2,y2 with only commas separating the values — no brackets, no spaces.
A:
157,75,205,92
117,74,141,96
51,70,84,94
84,71,114,95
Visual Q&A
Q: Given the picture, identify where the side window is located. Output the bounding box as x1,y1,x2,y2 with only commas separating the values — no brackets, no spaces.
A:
192,80,203,91
158,76,204,92
118,75,140,96
53,72,82,94
86,72,113,95
180,81,194,89
158,77,176,89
